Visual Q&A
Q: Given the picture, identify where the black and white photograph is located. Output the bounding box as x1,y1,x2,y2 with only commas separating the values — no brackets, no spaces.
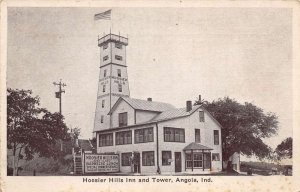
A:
1,1,299,192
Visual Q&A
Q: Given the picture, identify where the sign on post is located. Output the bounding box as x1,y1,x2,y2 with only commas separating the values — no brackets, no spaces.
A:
84,154,119,173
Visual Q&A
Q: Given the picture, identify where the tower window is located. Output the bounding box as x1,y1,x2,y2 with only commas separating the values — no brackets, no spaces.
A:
103,85,106,92
102,100,105,108
117,69,121,77
115,43,122,49
103,43,108,50
115,55,122,61
103,55,109,61
118,84,122,92
104,69,107,77
100,115,104,123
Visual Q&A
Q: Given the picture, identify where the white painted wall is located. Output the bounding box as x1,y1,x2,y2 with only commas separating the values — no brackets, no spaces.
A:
111,100,135,128
136,110,159,124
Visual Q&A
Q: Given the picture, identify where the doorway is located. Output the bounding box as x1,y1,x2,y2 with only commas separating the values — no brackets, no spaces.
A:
133,152,140,173
175,152,182,172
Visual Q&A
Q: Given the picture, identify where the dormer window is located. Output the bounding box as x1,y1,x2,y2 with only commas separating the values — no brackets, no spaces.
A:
199,111,205,122
119,112,128,127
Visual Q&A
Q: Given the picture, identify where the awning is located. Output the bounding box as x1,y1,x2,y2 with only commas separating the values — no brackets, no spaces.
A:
183,142,213,151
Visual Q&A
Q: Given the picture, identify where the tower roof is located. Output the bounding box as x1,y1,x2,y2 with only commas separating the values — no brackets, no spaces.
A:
98,33,128,47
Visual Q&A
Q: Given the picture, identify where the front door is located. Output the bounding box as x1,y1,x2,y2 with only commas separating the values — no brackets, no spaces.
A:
133,153,140,173
175,152,182,172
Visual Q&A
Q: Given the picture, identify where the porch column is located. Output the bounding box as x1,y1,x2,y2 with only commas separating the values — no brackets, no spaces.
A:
202,150,204,171
191,149,194,172
210,152,212,171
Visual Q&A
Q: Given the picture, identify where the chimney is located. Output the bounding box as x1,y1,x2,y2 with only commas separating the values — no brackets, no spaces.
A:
147,98,152,101
199,95,202,102
186,100,192,112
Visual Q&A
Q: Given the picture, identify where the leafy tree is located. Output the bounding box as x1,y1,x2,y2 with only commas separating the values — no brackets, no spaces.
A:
275,137,292,160
195,97,279,170
7,88,69,175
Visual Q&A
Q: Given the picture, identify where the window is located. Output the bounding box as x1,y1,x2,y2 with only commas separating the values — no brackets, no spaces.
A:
103,43,108,50
212,153,220,161
142,151,155,166
103,55,109,61
115,55,122,61
102,85,106,92
100,115,104,123
104,69,107,77
102,100,105,108
99,133,113,147
214,130,219,145
186,153,203,168
199,111,205,122
117,69,121,77
118,84,122,92
116,130,132,145
134,127,153,143
164,127,185,142
121,153,132,166
162,151,172,166
195,129,201,143
115,43,122,49
119,112,128,127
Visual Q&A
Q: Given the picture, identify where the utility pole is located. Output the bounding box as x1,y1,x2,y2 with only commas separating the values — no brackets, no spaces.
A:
53,79,66,114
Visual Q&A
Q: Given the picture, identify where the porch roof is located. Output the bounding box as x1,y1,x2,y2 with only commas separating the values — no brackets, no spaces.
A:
183,142,213,151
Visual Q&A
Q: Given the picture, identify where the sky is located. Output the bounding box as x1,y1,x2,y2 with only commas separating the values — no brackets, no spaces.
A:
7,7,292,151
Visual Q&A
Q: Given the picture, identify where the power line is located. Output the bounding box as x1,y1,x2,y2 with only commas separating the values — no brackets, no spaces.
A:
53,79,66,114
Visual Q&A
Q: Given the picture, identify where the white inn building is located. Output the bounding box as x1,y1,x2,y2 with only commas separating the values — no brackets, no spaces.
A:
93,33,223,174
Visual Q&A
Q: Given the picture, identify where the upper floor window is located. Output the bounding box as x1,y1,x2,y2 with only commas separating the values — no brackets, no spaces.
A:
103,55,109,61
102,100,105,108
142,151,155,166
100,115,104,123
135,127,153,143
104,69,107,77
99,133,113,147
117,69,121,77
102,85,106,92
119,112,128,127
115,55,122,61
103,43,108,50
115,43,122,49
116,130,132,145
195,129,201,143
118,84,122,92
199,111,205,122
164,127,185,142
214,130,219,145
121,153,131,166
162,151,172,166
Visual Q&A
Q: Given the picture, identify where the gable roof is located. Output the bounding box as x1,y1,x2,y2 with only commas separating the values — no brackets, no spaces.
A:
149,105,200,122
108,97,175,114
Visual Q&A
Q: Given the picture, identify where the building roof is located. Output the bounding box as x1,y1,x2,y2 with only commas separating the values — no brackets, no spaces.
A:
108,97,175,114
183,142,213,151
78,139,94,152
149,106,200,122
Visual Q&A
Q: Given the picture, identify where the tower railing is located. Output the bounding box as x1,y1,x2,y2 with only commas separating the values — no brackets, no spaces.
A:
98,34,128,46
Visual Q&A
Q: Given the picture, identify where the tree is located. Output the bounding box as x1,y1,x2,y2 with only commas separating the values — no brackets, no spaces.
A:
7,88,69,175
196,97,279,170
275,137,292,160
